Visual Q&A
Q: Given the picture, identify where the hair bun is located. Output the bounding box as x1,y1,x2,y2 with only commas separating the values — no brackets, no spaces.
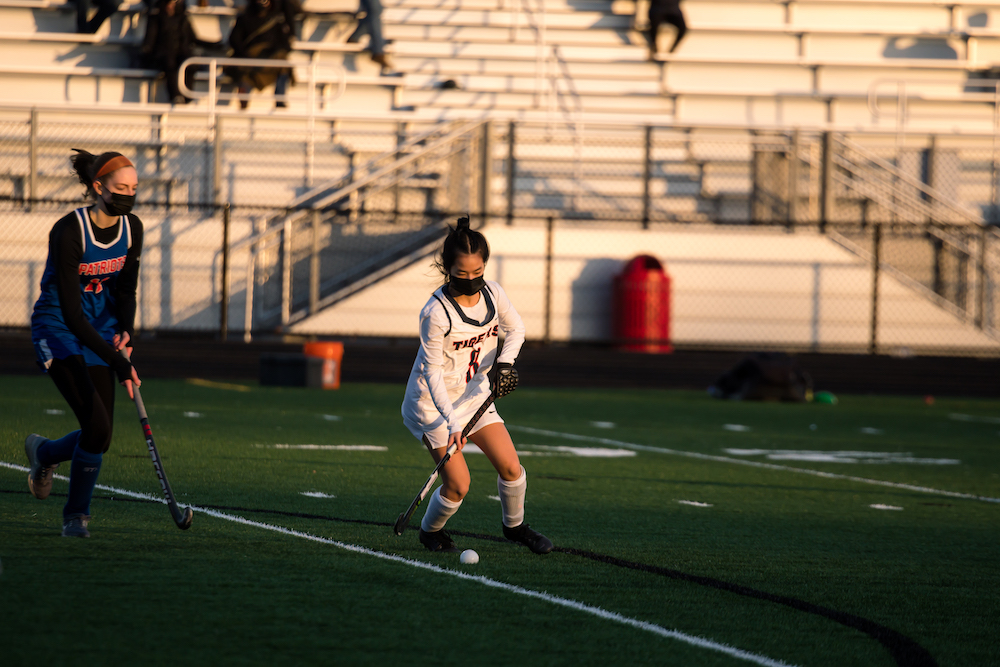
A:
456,216,470,230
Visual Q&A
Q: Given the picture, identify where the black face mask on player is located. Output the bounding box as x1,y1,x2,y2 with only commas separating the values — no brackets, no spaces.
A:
449,274,485,296
101,192,135,216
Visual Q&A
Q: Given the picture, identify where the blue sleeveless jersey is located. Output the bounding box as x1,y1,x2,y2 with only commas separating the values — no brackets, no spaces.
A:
31,207,132,368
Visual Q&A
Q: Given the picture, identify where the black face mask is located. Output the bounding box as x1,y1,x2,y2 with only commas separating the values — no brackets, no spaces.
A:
450,275,485,296
102,192,135,216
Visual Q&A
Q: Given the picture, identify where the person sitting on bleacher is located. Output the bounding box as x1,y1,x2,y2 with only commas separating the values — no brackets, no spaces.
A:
74,0,119,34
227,0,299,110
139,0,197,105
647,0,687,59
347,0,390,70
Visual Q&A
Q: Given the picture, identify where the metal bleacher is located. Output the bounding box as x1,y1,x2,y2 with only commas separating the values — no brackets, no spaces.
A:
4,0,1000,221
0,0,998,351
2,0,1000,126
0,0,404,110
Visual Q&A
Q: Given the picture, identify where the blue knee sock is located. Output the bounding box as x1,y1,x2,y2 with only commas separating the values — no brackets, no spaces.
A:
64,445,103,519
38,430,81,467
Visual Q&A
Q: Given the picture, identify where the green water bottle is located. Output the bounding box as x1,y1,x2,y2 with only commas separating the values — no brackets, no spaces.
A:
814,391,838,405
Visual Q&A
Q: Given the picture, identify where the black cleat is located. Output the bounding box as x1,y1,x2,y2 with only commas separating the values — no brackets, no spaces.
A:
503,523,553,554
419,528,460,553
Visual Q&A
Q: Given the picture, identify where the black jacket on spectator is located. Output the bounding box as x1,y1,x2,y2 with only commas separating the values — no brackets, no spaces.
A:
139,0,198,72
227,0,298,91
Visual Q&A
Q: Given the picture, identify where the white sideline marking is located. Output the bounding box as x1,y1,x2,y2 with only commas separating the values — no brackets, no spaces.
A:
677,500,713,508
488,495,501,501
723,424,751,432
464,444,635,458
300,491,336,499
183,412,203,418
321,415,342,421
253,444,388,451
508,426,1000,505
44,408,65,415
722,449,960,466
870,504,903,511
590,421,616,429
949,413,1000,425
859,428,884,435
0,460,796,667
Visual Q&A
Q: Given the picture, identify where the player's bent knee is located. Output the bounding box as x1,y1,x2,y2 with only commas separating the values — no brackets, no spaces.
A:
444,480,470,500
82,418,113,455
500,464,523,482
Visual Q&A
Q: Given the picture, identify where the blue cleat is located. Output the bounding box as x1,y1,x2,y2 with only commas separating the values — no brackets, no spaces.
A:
61,514,91,538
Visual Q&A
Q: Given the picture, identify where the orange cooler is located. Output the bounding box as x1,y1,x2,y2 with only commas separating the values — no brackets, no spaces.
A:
303,342,344,390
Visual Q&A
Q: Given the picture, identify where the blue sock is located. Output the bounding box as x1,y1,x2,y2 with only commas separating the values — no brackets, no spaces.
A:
38,430,81,467
64,445,103,519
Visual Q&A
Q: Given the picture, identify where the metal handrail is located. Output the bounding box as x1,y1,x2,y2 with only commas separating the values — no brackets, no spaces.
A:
230,119,488,336
178,56,348,117
868,77,1000,125
286,121,464,210
834,134,985,225
301,120,485,210
506,0,546,107
228,119,485,255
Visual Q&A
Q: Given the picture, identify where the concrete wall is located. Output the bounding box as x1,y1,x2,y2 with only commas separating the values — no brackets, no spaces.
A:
290,218,1000,354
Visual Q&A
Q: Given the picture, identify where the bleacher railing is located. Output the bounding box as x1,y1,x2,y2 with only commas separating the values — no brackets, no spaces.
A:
178,56,348,118
227,119,492,340
2,114,998,352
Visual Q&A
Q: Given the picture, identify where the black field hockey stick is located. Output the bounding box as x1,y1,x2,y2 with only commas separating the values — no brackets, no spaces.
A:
124,358,194,530
393,362,519,536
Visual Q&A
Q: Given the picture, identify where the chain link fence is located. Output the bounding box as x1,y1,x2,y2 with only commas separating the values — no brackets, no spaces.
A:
1,110,998,355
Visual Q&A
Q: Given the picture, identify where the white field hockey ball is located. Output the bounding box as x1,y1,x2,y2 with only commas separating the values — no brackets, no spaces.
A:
460,549,479,564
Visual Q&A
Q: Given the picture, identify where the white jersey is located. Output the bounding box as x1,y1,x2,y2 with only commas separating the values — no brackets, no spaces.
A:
401,280,526,435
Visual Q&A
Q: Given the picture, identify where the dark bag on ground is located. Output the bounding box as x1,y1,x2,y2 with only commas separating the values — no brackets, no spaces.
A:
709,352,813,402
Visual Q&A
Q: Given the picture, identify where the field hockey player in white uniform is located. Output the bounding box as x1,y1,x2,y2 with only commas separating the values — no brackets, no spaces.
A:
401,217,553,555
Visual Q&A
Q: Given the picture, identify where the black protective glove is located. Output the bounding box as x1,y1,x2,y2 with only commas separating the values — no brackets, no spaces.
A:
493,362,518,398
111,354,134,384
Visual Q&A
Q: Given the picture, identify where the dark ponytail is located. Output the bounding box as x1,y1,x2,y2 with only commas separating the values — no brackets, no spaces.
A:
436,216,490,279
70,148,132,199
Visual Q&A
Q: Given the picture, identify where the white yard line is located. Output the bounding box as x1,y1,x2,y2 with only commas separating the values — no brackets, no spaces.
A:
948,413,1000,425
254,444,388,451
507,426,1000,505
0,460,795,667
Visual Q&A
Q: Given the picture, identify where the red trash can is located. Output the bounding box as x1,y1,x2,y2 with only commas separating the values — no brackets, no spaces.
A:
613,255,673,353
303,341,344,389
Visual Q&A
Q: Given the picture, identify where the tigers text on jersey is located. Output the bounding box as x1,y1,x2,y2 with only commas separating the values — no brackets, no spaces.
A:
402,280,525,435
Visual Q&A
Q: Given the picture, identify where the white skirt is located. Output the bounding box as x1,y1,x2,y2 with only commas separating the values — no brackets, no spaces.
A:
403,401,505,450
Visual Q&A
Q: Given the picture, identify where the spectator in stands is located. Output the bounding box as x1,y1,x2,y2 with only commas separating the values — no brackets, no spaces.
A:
647,0,687,59
347,0,391,70
74,0,119,34
139,0,197,105
228,0,297,110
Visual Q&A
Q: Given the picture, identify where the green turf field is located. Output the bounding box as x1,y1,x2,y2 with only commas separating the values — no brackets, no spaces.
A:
1,374,997,667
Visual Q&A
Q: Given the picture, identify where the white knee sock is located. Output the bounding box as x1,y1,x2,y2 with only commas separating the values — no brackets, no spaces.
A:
420,487,462,532
497,466,527,528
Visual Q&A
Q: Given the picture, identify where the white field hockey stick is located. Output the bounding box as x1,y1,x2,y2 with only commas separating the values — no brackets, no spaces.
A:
393,363,519,536
124,352,193,530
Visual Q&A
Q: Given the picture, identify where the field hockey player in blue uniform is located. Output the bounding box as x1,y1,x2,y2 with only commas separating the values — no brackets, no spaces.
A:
401,218,553,555
25,149,144,538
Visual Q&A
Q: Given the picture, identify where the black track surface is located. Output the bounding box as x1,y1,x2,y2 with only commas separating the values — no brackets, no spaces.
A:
2,329,999,396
